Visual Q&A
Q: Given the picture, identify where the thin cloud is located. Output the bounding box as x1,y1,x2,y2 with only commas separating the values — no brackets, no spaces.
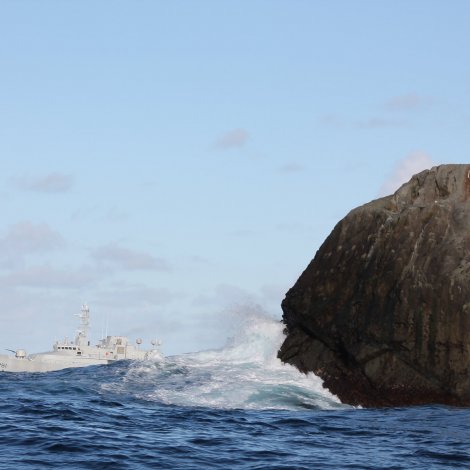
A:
319,114,408,130
101,207,129,223
92,244,171,271
93,283,177,308
229,228,257,237
0,222,64,254
379,151,434,196
214,128,249,150
278,162,305,173
0,265,97,289
317,114,348,129
192,283,257,308
275,221,313,233
189,255,211,265
15,172,74,193
385,93,432,112
354,117,408,129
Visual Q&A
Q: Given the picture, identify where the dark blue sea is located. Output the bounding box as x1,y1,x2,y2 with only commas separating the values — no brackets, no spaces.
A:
1,315,469,469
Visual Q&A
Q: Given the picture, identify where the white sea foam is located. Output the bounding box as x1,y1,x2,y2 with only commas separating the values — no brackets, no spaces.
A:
120,310,343,410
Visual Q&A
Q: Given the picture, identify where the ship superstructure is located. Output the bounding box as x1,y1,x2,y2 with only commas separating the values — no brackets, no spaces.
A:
0,304,162,373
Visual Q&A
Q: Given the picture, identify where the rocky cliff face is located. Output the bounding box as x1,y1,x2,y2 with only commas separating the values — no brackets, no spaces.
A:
278,164,470,407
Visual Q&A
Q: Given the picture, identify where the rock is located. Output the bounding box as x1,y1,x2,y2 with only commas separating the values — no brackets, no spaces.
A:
278,164,470,407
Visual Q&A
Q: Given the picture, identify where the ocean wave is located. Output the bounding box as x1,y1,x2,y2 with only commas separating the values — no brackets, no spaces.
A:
112,311,342,410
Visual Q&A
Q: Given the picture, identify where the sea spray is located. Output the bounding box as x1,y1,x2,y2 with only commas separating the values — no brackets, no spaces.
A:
117,309,342,410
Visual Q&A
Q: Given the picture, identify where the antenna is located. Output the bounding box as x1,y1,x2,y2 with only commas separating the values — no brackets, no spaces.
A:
75,304,90,346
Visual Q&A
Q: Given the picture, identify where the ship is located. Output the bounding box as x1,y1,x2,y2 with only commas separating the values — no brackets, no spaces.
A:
0,304,162,373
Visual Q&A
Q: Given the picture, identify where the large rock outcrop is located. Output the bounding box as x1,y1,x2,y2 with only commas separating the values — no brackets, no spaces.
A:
278,164,470,407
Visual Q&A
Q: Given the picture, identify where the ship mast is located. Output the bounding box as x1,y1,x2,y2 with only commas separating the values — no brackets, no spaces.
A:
75,304,90,346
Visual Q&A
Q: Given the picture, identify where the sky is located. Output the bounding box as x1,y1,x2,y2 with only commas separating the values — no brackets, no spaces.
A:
1,1,470,355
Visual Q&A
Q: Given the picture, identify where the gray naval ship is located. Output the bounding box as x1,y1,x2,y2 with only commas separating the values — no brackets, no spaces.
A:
0,304,162,373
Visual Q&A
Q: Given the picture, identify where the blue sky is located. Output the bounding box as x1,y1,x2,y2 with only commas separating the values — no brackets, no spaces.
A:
1,1,469,355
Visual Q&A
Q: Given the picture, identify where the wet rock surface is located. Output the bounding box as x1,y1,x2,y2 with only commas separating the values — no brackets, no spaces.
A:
278,164,470,407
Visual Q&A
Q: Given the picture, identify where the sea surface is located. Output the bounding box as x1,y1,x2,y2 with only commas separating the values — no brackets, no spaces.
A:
1,314,469,469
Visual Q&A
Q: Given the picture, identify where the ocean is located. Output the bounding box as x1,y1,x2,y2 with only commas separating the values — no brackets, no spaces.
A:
1,314,469,469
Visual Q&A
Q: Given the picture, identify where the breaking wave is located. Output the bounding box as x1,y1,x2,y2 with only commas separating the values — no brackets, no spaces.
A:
107,311,342,410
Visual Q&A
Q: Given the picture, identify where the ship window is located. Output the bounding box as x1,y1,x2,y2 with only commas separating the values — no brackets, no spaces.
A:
116,339,122,345
117,346,125,354
77,351,82,355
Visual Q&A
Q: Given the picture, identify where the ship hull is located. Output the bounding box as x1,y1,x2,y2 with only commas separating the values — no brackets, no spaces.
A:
0,353,111,373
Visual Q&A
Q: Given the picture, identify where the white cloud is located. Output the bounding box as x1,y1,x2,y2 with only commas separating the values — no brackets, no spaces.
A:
379,151,434,196
92,243,171,271
214,128,249,150
15,172,74,193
